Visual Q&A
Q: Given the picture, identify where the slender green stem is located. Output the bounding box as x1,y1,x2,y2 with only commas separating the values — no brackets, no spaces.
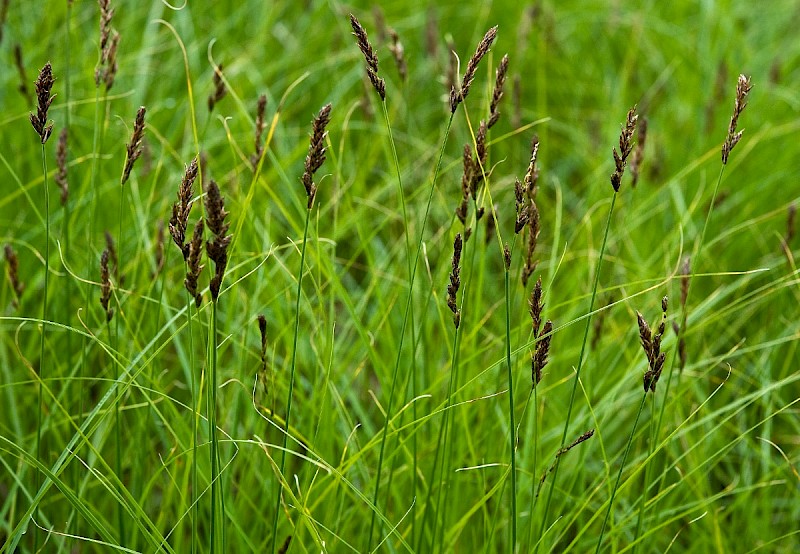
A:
503,266,518,553
595,393,648,553
209,299,223,553
366,113,455,551
271,207,312,554
115,179,126,545
34,144,50,552
526,384,540,550
538,192,617,550
187,297,197,554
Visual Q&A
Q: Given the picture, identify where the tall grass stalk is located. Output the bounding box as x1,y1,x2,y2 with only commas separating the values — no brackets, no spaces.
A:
366,112,455,551
271,206,311,553
33,143,49,553
188,297,198,554
503,241,518,552
209,299,224,553
595,392,648,552
537,191,618,549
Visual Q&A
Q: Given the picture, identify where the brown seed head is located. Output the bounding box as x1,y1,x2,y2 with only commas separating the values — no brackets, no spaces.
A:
252,94,268,167
205,180,231,301
524,135,540,198
302,103,332,209
185,219,205,307
470,120,489,197
488,54,509,129
104,230,118,280
455,144,472,224
4,244,24,308
450,26,498,113
388,28,407,82
532,319,552,387
630,116,647,188
721,74,752,165
636,311,652,361
55,128,69,206
102,31,120,90
447,233,463,328
350,14,386,100
503,242,511,270
121,106,146,185
169,158,199,260
100,249,113,322
258,314,268,361
207,63,227,112
521,201,540,287
529,276,544,337
30,62,55,144
610,105,638,192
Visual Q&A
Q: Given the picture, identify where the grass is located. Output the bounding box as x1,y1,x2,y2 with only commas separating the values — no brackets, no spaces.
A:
2,1,800,552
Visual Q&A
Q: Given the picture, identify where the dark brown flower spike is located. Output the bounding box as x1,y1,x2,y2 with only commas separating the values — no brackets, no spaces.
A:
524,135,540,198
349,14,386,100
388,28,407,82
447,233,463,329
514,179,529,234
207,63,227,112
301,103,332,209
455,144,472,225
104,230,118,280
470,120,489,198
503,242,511,270
630,116,647,188
450,26,498,113
95,0,118,89
640,296,668,392
100,249,114,322
30,62,55,144
205,180,232,302
185,220,204,307
121,106,146,185
252,94,268,167
610,105,638,192
488,54,509,129
169,158,199,260
521,201,540,287
257,314,269,400
4,244,24,309
721,74,752,165
55,128,68,206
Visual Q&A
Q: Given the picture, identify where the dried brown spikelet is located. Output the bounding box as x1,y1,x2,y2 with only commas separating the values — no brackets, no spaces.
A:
388,28,407,82
104,230,118,279
4,244,24,308
564,428,594,453
14,45,31,103
680,257,691,309
257,314,269,399
100,249,113,322
471,120,489,197
447,233,463,329
503,242,511,270
205,180,231,301
252,94,268,167
640,297,668,393
169,158,199,260
121,106,146,185
301,103,332,209
532,319,552,387
721,74,752,165
349,14,386,100
521,202,540,287
30,62,55,144
102,31,120,89
450,26,498,113
185,220,204,307
514,179,528,233
153,219,165,278
610,106,637,192
488,54,509,129
630,116,647,188
455,144,472,224
524,135,540,198
98,0,114,54
529,277,544,336
55,129,69,206
207,63,227,112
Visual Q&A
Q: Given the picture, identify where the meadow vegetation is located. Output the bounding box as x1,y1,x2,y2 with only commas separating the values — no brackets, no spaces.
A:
1,1,799,552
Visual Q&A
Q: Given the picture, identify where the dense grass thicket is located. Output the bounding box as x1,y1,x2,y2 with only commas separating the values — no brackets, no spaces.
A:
1,1,799,552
